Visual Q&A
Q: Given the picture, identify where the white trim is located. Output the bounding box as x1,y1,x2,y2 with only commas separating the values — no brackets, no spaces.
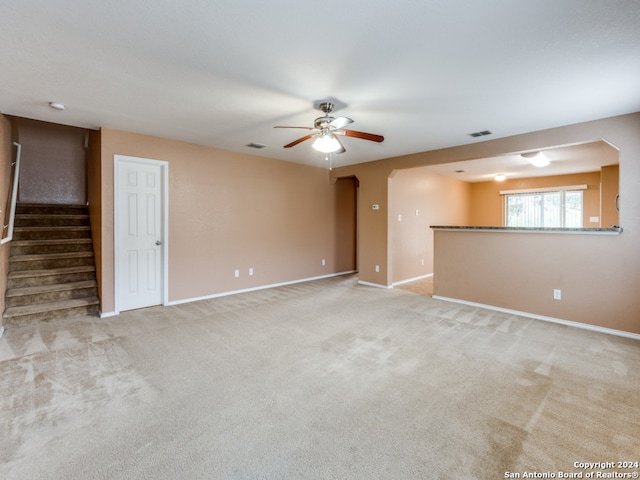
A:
99,311,118,319
500,184,588,195
114,155,169,314
167,271,357,306
0,326,4,340
392,273,433,287
358,280,392,289
432,295,640,341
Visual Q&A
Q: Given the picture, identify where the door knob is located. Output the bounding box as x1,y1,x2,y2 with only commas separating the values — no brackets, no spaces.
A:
156,240,161,246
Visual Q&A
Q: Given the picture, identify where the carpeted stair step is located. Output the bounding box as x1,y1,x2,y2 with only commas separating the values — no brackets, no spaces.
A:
9,251,95,271
14,213,89,228
2,297,100,327
7,265,97,288
11,225,91,241
15,203,89,216
10,238,93,255
5,280,98,307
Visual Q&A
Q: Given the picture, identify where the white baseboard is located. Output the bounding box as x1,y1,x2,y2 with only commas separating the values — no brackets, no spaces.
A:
0,326,4,340
167,270,358,306
99,311,118,319
432,295,640,341
392,273,433,287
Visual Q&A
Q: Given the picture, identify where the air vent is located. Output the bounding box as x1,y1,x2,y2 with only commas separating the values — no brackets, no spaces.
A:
455,170,466,173
246,142,266,149
468,130,492,138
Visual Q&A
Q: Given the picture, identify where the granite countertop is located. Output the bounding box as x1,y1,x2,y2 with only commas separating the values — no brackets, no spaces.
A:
430,225,623,234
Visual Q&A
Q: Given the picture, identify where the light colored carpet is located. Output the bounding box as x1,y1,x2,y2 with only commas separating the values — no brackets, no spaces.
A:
0,274,638,480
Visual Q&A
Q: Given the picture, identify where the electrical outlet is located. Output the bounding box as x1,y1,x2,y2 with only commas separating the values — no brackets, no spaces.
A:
322,259,326,266
234,269,240,278
375,264,380,273
553,289,561,300
397,214,402,222
249,267,253,276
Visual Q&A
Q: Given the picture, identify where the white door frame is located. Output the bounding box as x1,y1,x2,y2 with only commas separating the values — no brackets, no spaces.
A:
114,155,169,314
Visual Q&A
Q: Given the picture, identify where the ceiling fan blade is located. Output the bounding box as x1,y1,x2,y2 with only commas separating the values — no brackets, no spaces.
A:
336,129,384,143
328,116,353,129
274,126,315,130
283,134,316,148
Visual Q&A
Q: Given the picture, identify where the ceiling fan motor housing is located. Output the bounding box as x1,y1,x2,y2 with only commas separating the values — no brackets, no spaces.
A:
314,116,335,129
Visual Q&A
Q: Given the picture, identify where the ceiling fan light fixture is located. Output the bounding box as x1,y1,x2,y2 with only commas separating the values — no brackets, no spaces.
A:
521,151,550,167
312,134,341,153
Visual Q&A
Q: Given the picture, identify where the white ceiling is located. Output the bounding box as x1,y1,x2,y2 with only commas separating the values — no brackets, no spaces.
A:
423,141,619,182
1,1,639,171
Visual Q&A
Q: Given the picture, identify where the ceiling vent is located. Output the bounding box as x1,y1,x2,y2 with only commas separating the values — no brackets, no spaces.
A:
246,142,266,149
468,130,492,138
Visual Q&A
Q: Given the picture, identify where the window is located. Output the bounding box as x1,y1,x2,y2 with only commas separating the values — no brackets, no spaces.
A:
503,187,584,228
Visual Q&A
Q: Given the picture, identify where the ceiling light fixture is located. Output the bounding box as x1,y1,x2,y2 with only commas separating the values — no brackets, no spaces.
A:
494,174,506,181
312,134,341,153
521,151,550,167
49,102,65,111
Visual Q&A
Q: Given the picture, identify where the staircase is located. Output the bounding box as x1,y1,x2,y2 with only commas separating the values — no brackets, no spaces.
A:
3,203,99,327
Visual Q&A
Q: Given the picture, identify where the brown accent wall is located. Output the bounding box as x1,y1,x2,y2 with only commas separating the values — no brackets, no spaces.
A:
13,118,88,205
600,164,619,227
333,177,357,273
0,114,12,325
98,128,356,314
389,167,470,284
86,129,103,303
334,113,640,335
468,171,602,227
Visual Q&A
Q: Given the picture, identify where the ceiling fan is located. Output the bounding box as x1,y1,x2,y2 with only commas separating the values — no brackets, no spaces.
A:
274,101,384,154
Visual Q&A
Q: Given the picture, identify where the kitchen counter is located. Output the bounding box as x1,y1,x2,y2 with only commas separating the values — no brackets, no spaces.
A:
430,225,623,235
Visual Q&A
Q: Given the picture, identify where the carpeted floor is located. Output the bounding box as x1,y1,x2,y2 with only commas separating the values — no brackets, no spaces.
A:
1,274,638,480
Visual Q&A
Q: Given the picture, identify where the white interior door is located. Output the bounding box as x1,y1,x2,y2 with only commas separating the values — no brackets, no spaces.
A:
115,156,167,312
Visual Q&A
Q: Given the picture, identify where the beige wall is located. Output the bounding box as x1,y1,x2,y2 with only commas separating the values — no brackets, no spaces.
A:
0,114,12,325
13,118,88,205
389,167,470,284
334,113,640,335
336,162,392,285
433,229,635,333
468,171,602,227
98,128,356,314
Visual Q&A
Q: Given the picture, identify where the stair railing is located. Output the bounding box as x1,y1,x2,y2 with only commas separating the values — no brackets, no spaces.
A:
1,142,21,245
